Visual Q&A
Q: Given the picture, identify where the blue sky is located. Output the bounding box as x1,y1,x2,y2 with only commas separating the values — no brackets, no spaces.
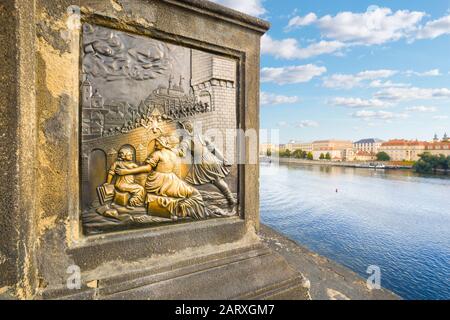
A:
212,0,450,143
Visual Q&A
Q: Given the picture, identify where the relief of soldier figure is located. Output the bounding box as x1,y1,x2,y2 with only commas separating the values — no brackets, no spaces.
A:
177,120,236,208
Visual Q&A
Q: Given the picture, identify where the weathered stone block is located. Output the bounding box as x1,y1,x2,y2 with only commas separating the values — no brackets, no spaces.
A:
0,0,291,300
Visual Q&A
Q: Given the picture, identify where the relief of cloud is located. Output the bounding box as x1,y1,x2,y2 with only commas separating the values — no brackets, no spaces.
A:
82,24,170,82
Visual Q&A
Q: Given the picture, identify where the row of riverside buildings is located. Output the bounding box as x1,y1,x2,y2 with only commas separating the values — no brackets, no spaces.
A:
261,134,450,162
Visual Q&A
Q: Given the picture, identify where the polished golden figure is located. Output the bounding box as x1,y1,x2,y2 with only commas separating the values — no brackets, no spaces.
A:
105,146,145,207
114,136,208,219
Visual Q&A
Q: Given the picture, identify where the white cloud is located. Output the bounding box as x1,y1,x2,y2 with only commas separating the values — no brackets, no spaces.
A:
417,14,450,39
420,69,442,76
296,120,319,128
405,106,437,112
323,69,397,89
292,6,425,45
330,97,392,108
260,92,300,106
210,0,266,17
261,35,345,60
352,110,409,120
286,13,317,29
432,115,449,120
375,87,450,101
357,70,398,79
282,8,450,59
369,80,411,88
261,64,327,85
323,74,362,89
405,69,442,77
277,121,288,127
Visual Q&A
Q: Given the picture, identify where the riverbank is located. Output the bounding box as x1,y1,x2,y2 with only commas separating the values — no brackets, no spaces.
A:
262,156,412,170
259,224,400,300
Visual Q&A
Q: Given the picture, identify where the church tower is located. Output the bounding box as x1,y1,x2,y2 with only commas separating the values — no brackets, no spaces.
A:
433,133,439,143
81,77,93,108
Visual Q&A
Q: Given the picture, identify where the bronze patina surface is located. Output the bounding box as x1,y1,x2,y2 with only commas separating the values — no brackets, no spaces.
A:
80,24,238,235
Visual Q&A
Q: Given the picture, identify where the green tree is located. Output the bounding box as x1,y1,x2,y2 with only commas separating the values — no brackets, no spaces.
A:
295,150,307,159
319,153,325,160
285,149,291,157
414,158,433,174
376,151,390,161
307,152,313,160
325,152,331,160
413,152,449,173
438,154,449,171
421,153,439,171
266,149,272,157
279,149,291,158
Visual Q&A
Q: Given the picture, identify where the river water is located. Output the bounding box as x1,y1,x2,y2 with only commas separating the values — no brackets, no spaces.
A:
260,162,450,300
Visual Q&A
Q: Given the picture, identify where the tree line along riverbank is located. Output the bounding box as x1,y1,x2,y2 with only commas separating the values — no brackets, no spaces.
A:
261,152,450,174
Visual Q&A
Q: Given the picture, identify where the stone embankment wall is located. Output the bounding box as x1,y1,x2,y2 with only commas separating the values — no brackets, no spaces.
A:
263,157,413,169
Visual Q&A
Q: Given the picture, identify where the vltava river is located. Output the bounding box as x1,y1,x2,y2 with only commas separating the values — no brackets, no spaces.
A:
260,162,450,300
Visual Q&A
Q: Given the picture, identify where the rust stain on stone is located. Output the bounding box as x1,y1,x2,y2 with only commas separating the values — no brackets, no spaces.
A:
36,35,78,242
37,215,58,239
37,8,71,54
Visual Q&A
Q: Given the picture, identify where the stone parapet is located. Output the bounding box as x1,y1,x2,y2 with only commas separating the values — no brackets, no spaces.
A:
0,0,272,300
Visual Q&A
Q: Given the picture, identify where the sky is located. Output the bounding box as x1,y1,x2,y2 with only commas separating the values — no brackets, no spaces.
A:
211,0,450,143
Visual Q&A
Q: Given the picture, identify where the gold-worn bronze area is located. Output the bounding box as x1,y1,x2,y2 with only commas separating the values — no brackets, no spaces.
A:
80,24,239,235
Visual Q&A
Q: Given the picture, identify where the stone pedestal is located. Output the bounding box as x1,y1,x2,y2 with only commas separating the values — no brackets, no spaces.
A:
0,0,308,300
42,241,308,300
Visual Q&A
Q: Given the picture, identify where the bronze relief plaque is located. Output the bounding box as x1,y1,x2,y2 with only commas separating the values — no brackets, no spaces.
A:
80,24,239,235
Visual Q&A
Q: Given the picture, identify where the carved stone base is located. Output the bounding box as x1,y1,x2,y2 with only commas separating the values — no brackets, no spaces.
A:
40,241,309,300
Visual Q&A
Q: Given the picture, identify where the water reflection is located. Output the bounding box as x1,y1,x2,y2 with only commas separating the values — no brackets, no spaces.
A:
260,162,450,300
